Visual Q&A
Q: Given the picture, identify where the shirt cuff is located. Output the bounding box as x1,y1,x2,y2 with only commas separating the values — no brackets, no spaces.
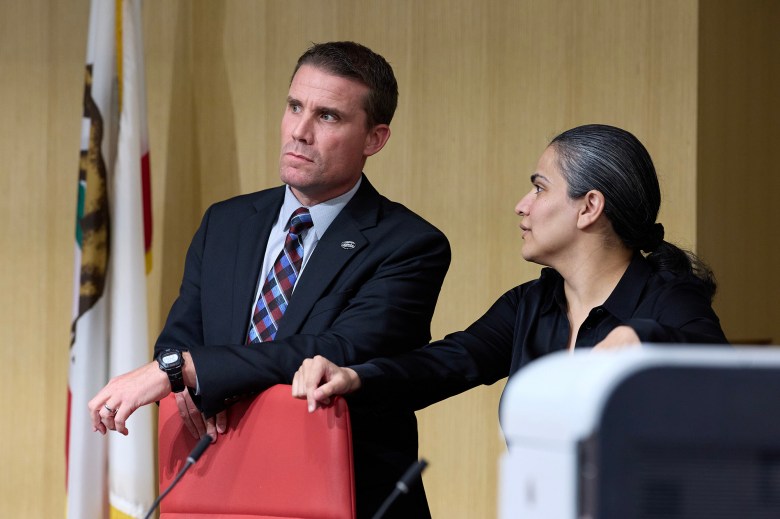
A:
624,318,666,343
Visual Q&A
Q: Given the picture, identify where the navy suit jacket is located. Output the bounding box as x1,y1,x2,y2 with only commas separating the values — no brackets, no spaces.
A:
155,176,450,518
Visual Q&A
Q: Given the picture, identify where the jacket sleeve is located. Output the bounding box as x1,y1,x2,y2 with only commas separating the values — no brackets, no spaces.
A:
154,206,213,359
159,209,451,416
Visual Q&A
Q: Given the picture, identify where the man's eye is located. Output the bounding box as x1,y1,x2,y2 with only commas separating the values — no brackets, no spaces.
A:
534,184,543,193
321,113,337,122
290,104,302,113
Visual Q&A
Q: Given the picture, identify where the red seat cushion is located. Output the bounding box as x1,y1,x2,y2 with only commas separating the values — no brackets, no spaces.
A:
158,384,355,519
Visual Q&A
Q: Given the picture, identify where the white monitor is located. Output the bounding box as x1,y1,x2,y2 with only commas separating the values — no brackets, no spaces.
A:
499,345,780,519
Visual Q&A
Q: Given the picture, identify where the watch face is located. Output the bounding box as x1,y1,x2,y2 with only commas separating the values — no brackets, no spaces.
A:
162,352,179,365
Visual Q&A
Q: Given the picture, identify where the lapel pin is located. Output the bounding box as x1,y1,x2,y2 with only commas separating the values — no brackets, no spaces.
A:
341,240,356,250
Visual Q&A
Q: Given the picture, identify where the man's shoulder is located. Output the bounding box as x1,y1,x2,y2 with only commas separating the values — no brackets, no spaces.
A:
376,195,445,233
348,181,445,238
370,200,449,256
205,185,285,217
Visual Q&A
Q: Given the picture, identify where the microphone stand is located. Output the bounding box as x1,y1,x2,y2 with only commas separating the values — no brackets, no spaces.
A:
143,435,212,519
371,458,428,519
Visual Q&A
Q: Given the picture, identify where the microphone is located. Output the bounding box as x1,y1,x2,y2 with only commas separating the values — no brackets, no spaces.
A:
143,434,212,519
187,434,212,463
371,458,429,519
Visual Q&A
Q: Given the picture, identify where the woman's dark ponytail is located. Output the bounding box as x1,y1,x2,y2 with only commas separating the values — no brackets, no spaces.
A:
550,124,716,299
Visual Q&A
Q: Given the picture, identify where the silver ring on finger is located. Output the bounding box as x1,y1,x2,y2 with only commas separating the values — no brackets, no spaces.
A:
104,404,118,415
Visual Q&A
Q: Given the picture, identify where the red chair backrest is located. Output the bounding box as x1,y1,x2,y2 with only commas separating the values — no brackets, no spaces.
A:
158,384,355,519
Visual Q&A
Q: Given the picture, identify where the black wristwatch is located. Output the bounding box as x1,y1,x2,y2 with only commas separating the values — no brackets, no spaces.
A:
157,349,185,393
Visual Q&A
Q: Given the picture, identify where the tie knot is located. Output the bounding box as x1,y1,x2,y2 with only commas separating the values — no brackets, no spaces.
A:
288,207,313,236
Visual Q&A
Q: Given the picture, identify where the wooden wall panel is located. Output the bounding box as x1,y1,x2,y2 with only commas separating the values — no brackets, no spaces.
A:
142,0,200,337
0,0,88,516
2,0,738,517
698,0,780,345
146,2,701,517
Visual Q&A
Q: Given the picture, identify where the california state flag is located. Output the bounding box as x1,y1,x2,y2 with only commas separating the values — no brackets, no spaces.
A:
66,0,155,517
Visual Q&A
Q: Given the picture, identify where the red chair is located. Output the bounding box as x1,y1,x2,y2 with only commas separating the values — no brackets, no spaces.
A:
158,384,355,519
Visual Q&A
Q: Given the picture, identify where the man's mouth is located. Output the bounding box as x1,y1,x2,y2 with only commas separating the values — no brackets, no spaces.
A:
285,152,314,162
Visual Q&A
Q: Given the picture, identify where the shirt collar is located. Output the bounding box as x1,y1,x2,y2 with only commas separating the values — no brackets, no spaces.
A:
281,176,362,239
601,253,652,320
539,253,652,318
539,267,564,314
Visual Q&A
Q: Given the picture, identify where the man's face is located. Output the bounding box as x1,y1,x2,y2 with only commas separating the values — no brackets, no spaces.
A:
279,65,388,206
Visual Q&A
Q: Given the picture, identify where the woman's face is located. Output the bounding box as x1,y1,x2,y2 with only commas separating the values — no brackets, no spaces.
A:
514,146,583,267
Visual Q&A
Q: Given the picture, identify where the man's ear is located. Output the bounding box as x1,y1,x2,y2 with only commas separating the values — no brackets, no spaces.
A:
577,189,606,230
364,124,391,157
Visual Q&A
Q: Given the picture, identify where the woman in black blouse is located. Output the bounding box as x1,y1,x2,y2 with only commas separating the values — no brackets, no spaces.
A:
292,124,728,412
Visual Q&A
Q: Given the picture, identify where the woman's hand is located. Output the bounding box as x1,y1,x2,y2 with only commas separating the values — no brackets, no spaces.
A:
592,325,641,351
292,355,362,412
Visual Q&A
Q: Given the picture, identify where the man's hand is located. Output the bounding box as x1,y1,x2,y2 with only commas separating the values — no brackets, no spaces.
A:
292,355,362,413
174,390,227,441
592,325,642,351
88,361,170,436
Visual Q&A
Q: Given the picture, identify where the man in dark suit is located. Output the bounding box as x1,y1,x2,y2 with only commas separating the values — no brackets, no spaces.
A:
90,41,450,518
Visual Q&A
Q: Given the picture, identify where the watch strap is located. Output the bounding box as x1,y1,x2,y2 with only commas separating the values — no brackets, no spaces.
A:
167,370,185,393
157,349,186,393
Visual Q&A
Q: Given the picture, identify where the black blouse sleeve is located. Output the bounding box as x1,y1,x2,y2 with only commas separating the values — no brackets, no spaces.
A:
625,277,728,345
352,287,521,411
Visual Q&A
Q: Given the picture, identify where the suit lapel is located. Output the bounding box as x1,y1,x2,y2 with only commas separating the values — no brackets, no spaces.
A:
230,188,285,344
275,177,380,339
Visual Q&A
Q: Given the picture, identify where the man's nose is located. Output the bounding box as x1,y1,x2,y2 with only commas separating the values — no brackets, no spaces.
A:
291,115,314,144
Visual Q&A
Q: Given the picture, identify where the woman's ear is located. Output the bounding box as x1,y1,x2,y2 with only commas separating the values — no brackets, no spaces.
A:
577,190,606,230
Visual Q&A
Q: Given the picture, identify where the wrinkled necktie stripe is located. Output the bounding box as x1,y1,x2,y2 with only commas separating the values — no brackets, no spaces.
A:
247,207,313,343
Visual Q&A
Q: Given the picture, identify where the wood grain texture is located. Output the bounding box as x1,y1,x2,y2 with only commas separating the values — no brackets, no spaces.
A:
0,0,88,517
698,0,780,345
4,0,777,517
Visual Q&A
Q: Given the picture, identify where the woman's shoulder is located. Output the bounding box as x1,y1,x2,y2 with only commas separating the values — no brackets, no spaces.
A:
645,265,715,305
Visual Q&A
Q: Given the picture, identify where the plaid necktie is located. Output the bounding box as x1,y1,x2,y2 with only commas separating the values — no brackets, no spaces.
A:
247,207,313,343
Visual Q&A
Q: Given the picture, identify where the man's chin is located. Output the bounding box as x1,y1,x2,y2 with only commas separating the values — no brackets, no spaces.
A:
279,167,314,185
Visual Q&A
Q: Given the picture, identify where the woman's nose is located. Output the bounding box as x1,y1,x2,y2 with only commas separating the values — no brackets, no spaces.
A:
515,192,532,216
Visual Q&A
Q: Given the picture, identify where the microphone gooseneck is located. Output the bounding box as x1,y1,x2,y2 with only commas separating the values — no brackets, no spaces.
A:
143,435,213,519
371,458,429,519
187,434,212,463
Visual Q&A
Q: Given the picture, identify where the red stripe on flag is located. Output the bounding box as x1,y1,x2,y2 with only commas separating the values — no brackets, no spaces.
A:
141,151,152,253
